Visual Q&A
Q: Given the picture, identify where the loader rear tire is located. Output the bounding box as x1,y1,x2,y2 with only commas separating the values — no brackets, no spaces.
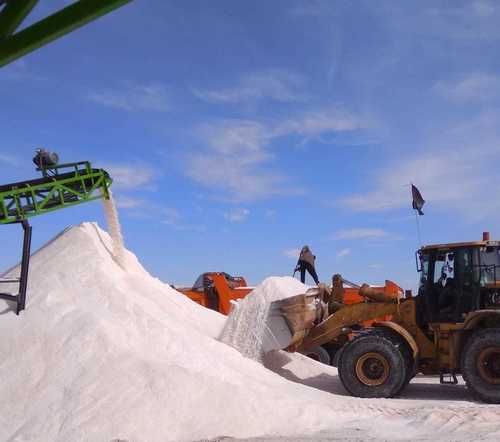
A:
339,334,407,398
462,328,500,404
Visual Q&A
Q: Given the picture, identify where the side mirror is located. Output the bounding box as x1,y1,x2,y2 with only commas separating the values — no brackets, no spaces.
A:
415,251,422,272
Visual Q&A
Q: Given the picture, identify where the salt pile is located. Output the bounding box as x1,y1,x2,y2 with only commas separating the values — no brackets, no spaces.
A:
0,223,350,441
1,223,500,442
220,277,308,360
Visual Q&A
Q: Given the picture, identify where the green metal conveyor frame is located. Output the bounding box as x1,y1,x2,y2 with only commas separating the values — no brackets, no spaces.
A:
0,0,130,312
0,161,112,224
0,0,133,68
0,0,130,314
0,159,112,314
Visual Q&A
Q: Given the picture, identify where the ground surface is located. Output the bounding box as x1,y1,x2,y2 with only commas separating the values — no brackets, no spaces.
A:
199,355,500,442
198,375,499,441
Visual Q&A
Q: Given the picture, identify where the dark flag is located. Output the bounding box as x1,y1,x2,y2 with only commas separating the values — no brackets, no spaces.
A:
411,184,425,215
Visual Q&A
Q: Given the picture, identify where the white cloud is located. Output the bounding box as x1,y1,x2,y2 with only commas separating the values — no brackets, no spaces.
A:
403,2,500,41
88,83,169,111
199,120,272,156
332,228,390,240
104,164,156,190
283,248,301,259
161,208,181,226
185,152,291,201
435,73,500,101
275,109,369,138
186,120,296,201
336,248,351,258
185,109,367,201
265,209,277,219
224,208,250,222
472,0,495,17
114,195,145,209
116,198,203,231
193,70,306,104
339,153,484,213
3,59,47,82
338,112,500,220
369,263,384,269
289,0,330,16
0,153,19,166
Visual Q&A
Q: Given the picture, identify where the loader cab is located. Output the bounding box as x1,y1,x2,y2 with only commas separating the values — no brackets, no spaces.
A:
416,234,500,325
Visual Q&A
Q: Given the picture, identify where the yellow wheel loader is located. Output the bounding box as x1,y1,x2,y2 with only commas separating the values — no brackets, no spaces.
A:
265,233,500,403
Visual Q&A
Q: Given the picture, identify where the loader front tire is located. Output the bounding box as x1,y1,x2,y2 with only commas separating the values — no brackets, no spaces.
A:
303,345,331,365
462,328,500,404
339,334,407,398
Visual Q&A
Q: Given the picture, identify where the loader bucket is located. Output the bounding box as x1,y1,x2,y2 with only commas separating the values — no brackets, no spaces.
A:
261,291,322,353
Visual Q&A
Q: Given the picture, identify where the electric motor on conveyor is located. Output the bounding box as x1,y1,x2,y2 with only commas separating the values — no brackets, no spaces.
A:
0,150,113,315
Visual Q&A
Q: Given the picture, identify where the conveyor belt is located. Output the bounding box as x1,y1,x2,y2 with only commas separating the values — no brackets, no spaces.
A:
0,167,111,224
0,169,103,193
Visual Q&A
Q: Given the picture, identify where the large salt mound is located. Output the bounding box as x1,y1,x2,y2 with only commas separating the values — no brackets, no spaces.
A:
2,223,500,442
0,223,353,441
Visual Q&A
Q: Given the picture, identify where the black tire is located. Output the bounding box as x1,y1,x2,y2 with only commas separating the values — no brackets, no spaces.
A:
376,329,415,392
335,344,347,384
339,334,408,398
461,328,500,404
331,346,343,368
303,345,331,365
322,343,343,368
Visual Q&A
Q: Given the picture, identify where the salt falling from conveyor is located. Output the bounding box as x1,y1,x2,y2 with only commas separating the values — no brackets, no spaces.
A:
220,277,309,360
102,191,126,268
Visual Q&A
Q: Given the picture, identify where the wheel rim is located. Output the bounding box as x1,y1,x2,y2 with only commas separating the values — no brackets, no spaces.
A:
355,352,390,386
477,347,500,385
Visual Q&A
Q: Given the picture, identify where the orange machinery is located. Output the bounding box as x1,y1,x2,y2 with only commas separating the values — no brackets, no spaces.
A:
344,279,403,302
341,278,404,323
177,272,253,315
300,277,405,365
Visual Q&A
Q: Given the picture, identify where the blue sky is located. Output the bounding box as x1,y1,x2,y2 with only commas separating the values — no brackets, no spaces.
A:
1,0,500,289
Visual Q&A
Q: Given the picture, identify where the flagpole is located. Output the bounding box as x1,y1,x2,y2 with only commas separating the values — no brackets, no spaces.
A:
414,209,422,247
409,182,423,248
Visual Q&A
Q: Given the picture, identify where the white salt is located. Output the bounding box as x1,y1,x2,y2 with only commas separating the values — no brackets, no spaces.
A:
220,277,309,360
102,191,126,268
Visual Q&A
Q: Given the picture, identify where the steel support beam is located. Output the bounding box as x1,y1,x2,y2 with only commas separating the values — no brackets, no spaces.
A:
0,0,132,68
0,0,39,40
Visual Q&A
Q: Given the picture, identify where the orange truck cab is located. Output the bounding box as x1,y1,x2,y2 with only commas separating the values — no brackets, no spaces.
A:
177,272,253,315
